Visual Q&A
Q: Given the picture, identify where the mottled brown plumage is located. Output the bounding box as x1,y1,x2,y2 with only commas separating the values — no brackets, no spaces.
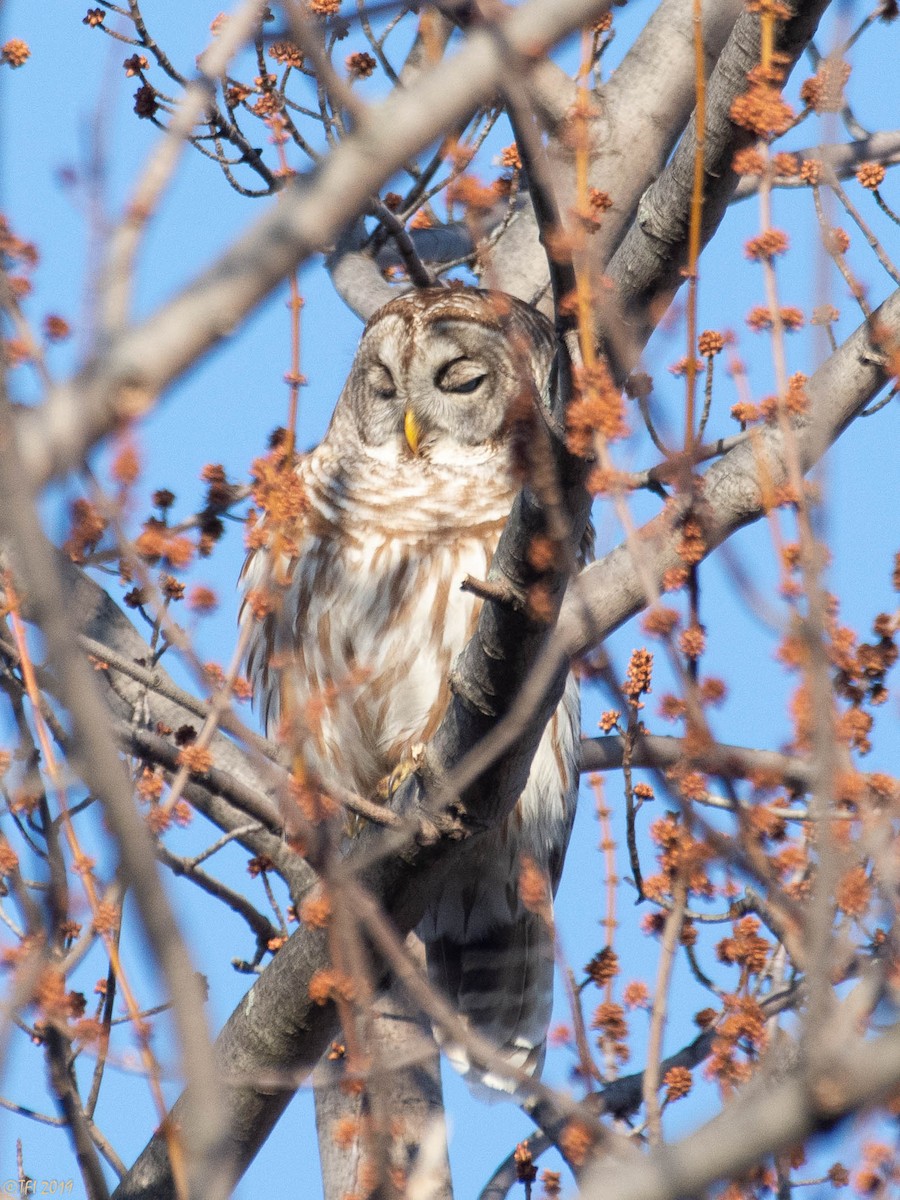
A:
242,288,579,1095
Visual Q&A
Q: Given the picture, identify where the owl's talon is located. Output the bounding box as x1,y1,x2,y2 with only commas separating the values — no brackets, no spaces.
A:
376,743,427,802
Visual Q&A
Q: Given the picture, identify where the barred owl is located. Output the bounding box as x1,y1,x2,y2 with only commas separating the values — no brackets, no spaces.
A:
243,287,580,1095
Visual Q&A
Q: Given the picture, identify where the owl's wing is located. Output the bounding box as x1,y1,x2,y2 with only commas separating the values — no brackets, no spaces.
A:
420,675,581,1102
239,543,282,736
426,907,554,1101
238,467,312,736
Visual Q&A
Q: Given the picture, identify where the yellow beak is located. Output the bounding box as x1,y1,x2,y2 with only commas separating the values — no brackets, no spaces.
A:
404,409,421,456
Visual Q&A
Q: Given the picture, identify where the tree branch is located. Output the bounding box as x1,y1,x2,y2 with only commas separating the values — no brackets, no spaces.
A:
480,983,802,1200
0,381,228,1198
580,991,900,1200
733,129,900,200
604,0,831,369
17,0,614,489
579,733,816,793
488,0,747,305
559,284,900,657
2,557,316,896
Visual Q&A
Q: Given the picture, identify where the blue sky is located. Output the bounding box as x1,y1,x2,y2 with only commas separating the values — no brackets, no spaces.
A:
1,0,899,1195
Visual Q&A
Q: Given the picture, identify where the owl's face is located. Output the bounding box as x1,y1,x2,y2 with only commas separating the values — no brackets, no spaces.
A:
339,288,555,462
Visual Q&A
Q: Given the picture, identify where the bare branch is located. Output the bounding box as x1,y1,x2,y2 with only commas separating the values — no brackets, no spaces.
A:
481,983,802,1200
642,879,685,1145
78,632,281,765
580,994,900,1200
559,285,900,657
18,0,615,489
488,0,747,305
44,1027,111,1200
579,732,816,792
100,0,275,334
733,129,900,200
604,0,831,370
155,842,279,948
0,368,231,1197
17,561,314,891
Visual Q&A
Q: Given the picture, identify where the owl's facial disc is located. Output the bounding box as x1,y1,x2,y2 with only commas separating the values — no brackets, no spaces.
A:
349,311,532,458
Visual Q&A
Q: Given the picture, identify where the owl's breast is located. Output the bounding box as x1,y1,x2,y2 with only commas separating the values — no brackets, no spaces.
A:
287,516,506,798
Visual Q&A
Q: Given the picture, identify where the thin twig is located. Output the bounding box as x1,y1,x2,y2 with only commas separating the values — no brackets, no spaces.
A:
86,958,116,1120
100,0,274,333
366,198,438,287
642,877,686,1145
155,843,279,946
826,167,900,286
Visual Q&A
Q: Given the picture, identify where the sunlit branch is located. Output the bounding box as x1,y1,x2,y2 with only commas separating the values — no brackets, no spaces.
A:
480,982,801,1200
18,0,616,489
579,732,815,792
732,129,900,199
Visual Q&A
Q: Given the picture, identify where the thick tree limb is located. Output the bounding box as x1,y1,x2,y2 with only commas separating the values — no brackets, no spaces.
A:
588,0,746,265
78,631,281,764
488,0,747,307
9,559,314,893
561,285,899,656
313,939,451,1200
604,0,830,366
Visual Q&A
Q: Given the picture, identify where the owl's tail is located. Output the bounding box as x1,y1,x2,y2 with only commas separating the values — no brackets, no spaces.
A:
424,909,554,1101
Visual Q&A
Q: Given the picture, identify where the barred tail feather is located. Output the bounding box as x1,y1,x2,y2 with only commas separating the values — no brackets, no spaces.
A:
425,909,554,1101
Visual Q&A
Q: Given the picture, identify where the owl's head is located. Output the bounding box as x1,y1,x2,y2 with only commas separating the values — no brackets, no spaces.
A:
337,288,556,461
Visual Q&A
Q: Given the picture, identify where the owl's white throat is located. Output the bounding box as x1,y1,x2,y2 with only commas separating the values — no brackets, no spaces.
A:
365,433,504,471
